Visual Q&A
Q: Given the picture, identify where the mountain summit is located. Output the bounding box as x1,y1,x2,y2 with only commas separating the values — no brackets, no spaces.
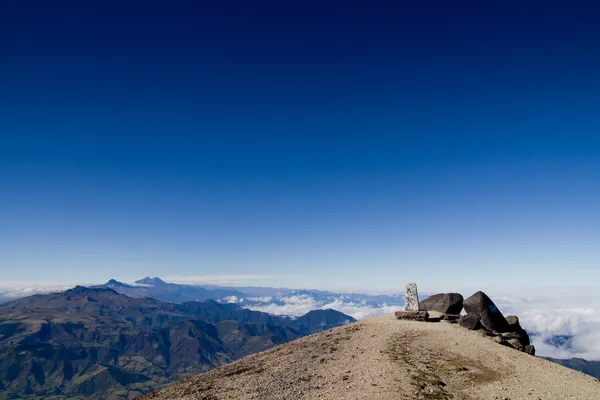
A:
142,315,600,400
136,276,169,287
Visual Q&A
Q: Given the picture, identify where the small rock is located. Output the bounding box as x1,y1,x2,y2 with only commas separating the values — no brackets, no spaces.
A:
525,344,536,356
505,315,531,346
507,338,525,352
478,328,496,336
506,315,520,326
501,331,522,339
394,311,429,321
441,314,461,323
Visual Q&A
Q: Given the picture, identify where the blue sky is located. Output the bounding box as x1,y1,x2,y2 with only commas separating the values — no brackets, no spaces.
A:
1,1,599,293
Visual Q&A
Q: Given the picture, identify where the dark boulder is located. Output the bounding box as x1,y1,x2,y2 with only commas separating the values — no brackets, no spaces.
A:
463,292,510,333
504,315,530,346
419,293,464,314
525,345,536,356
458,314,481,330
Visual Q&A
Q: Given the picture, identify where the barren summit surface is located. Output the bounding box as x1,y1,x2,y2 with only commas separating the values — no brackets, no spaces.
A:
141,315,600,400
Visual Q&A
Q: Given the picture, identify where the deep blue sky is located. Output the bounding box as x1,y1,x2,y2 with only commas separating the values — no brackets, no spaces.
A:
1,1,599,292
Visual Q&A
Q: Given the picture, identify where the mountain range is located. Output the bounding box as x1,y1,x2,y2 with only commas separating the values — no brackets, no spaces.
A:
0,286,355,400
90,277,405,312
94,278,249,305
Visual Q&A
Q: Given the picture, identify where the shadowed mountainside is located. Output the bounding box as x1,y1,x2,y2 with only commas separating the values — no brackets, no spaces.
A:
0,287,355,400
544,357,600,380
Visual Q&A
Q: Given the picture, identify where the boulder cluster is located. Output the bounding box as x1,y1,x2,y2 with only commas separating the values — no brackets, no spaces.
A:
418,290,535,356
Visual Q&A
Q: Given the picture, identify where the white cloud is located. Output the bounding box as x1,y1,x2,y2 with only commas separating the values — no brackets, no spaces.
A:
245,293,400,320
246,296,273,303
220,295,244,304
0,279,158,299
0,281,93,298
495,294,600,361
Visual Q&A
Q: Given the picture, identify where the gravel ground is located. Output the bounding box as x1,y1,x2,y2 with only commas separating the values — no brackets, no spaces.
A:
140,314,600,400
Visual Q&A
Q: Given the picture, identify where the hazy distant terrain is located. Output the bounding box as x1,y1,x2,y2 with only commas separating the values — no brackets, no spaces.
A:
93,277,248,304
0,277,405,320
94,277,405,319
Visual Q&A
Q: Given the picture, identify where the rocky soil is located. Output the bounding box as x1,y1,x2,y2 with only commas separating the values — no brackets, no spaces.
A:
142,314,600,400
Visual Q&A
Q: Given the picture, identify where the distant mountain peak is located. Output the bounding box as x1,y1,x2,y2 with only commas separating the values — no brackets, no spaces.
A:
136,276,168,286
104,279,136,288
65,286,118,295
66,285,90,293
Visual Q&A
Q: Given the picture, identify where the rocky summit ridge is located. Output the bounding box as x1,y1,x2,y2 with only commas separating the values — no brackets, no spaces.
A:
399,288,535,356
142,314,600,400
143,286,600,400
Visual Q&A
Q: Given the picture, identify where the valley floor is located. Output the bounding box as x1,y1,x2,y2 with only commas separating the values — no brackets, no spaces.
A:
141,314,600,400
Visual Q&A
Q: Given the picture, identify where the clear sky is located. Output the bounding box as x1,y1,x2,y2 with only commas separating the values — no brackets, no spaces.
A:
1,1,599,293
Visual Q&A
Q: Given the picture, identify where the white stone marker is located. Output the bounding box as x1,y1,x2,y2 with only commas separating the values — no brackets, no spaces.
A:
405,283,419,311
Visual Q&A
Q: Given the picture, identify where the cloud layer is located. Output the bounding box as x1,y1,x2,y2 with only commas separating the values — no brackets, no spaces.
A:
0,282,85,299
243,293,400,320
227,291,600,361
3,281,600,361
495,294,600,361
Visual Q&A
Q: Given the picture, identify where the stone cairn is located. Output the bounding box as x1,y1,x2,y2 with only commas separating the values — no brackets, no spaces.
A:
394,283,535,356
